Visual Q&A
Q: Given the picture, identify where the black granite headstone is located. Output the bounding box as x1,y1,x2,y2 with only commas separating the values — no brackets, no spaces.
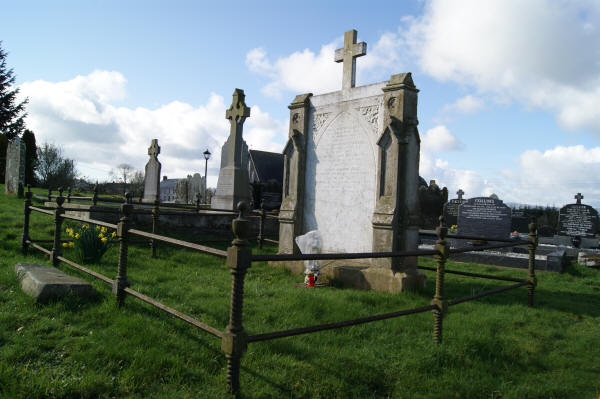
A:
457,197,512,239
443,199,466,227
443,189,466,228
558,204,598,238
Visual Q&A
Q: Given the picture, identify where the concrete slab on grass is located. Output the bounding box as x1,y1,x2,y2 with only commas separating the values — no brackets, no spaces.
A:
14,262,95,303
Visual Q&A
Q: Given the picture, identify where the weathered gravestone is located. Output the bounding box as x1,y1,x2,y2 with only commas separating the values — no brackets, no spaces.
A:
278,29,425,292
15,262,95,303
5,137,26,197
142,139,161,203
558,193,599,238
212,89,251,210
458,197,512,239
443,189,466,228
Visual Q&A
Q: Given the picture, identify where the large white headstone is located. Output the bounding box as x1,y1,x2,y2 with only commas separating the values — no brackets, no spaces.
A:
303,84,385,253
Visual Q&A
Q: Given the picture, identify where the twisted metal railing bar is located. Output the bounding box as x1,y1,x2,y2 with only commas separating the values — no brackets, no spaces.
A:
21,186,538,394
247,304,438,343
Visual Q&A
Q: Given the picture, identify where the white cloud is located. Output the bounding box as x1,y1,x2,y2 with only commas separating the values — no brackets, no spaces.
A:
442,95,484,115
18,71,286,186
246,31,407,98
405,0,600,132
421,125,463,153
420,144,600,207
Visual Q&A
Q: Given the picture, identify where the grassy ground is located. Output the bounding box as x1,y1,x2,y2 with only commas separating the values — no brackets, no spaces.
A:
1,186,599,398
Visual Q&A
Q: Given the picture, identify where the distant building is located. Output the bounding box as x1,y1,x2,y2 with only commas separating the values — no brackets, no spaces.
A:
159,176,178,202
248,150,283,210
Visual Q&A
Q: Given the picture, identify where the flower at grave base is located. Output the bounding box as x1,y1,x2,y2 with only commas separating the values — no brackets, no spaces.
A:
68,242,74,248
96,226,100,231
101,237,108,243
75,233,80,239
98,233,104,239
111,232,116,238
82,224,89,229
101,227,107,233
62,242,68,248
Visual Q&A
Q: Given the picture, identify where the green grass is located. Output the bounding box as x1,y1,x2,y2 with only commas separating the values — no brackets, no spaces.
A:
1,186,599,398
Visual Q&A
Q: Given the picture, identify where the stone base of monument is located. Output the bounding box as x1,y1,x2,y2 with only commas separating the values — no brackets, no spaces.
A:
271,260,426,293
15,263,95,303
332,266,426,293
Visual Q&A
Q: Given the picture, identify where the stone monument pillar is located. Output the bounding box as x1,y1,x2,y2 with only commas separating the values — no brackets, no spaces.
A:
142,139,161,203
212,89,251,210
5,137,26,197
278,93,312,254
371,72,426,290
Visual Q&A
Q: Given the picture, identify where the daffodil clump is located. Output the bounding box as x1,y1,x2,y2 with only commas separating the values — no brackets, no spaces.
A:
63,224,117,263
449,224,458,234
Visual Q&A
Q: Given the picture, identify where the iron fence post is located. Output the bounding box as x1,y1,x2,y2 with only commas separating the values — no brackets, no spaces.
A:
113,203,132,307
258,199,265,249
92,184,98,206
50,188,65,266
67,186,72,203
151,200,159,258
195,192,201,212
222,202,251,394
527,219,538,307
432,216,449,344
21,185,32,254
47,188,52,202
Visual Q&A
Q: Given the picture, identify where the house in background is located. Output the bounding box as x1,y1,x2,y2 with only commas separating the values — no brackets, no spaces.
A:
248,150,283,210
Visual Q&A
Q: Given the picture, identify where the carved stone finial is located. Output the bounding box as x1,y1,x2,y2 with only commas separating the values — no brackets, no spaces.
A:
574,192,583,204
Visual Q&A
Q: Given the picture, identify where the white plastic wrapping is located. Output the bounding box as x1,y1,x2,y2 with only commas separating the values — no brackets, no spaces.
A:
295,230,322,279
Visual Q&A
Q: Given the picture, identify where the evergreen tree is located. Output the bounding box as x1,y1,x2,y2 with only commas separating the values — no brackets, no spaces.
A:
0,41,28,139
0,41,28,183
0,133,7,183
21,129,38,185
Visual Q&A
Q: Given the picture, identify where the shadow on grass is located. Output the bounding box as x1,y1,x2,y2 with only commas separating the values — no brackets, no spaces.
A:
419,273,600,318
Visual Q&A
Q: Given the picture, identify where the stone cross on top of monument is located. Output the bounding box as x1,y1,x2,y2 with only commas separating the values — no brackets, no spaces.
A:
334,29,367,90
148,139,160,157
575,192,584,204
226,88,251,126
457,189,464,200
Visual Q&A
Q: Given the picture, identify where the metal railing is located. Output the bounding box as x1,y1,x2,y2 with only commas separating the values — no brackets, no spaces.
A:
21,186,538,394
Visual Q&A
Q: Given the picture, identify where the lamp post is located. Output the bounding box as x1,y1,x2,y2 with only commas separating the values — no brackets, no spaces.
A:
203,149,211,204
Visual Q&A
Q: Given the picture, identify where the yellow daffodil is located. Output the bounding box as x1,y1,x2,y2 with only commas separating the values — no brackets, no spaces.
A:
98,233,103,238
83,224,89,229
111,232,116,238
62,242,68,248
101,237,108,243
75,233,80,239
101,227,107,233
68,242,74,248
96,225,100,231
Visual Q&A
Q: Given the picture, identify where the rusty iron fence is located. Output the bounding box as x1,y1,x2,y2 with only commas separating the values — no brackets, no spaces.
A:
21,186,538,394
33,187,279,254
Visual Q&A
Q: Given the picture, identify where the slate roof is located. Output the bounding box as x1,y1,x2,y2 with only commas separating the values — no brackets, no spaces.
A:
159,178,179,190
249,150,284,185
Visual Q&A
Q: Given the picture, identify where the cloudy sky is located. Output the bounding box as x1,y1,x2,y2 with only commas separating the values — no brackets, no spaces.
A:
2,0,600,207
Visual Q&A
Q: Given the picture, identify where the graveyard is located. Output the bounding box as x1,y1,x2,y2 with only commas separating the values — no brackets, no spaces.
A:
1,183,600,398
1,15,600,397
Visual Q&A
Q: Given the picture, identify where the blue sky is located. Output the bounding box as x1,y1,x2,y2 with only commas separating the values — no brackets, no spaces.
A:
2,0,599,207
